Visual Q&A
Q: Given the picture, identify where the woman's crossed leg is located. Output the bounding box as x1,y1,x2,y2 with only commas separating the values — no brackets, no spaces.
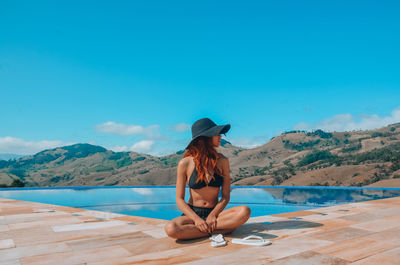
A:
165,205,251,240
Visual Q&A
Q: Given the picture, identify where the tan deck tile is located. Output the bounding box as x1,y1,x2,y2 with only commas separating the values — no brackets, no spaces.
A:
32,208,56,213
0,230,12,240
309,226,371,242
180,237,332,264
65,231,151,251
0,224,9,232
332,205,371,214
265,227,317,241
2,211,67,224
0,207,34,215
142,227,168,238
263,219,324,230
2,226,54,244
75,210,124,219
264,220,323,237
9,219,74,230
242,259,271,265
180,237,260,258
350,215,400,232
20,245,132,265
0,202,27,207
95,223,153,235
271,210,319,218
384,214,400,222
122,236,245,262
40,216,84,226
0,259,21,265
314,236,399,262
51,205,86,213
77,216,108,222
225,222,274,238
364,197,400,205
87,248,197,265
259,236,332,260
0,242,71,262
350,246,400,265
363,227,400,245
121,237,183,256
39,213,79,220
0,239,15,250
15,229,102,247
339,208,396,222
314,218,357,230
233,219,324,241
177,248,259,265
8,226,100,247
311,205,356,213
268,250,349,265
299,212,345,221
332,210,362,215
75,215,101,222
114,215,168,225
246,215,288,224
315,202,384,214
0,198,16,202
51,220,125,232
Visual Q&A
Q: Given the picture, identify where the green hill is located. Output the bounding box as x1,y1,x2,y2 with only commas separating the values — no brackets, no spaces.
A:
1,123,400,188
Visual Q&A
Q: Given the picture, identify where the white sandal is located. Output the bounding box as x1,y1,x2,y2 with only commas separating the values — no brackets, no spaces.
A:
231,235,271,246
209,234,227,247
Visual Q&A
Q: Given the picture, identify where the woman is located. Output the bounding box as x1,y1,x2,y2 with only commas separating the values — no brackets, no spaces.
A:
165,118,251,240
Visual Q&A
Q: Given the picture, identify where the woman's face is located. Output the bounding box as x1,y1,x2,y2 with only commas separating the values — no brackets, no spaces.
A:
211,135,222,147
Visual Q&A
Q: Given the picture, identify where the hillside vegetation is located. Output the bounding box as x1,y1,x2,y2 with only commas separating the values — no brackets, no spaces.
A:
1,123,400,188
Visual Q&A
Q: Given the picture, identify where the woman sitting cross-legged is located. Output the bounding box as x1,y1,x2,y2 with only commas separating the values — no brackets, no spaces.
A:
164,118,251,240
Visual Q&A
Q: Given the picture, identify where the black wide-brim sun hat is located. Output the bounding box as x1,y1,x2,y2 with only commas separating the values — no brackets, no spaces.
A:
186,118,231,149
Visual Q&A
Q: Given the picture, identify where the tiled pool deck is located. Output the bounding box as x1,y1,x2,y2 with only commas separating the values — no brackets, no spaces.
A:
1,197,400,265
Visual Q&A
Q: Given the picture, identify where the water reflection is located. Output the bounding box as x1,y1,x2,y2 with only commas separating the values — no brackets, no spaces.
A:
1,187,399,220
263,188,400,206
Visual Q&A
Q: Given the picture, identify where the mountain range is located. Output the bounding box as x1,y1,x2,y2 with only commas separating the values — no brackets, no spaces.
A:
1,123,400,188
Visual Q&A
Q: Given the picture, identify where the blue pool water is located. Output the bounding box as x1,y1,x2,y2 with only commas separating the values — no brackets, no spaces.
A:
1,186,399,220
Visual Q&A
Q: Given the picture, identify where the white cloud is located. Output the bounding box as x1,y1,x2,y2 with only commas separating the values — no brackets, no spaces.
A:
95,121,161,138
293,107,400,132
108,140,155,154
131,188,153,195
108,145,129,152
0,137,67,155
227,137,265,149
172,123,190,132
131,140,154,153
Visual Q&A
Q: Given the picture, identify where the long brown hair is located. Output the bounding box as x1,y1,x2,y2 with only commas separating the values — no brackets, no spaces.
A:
184,136,222,183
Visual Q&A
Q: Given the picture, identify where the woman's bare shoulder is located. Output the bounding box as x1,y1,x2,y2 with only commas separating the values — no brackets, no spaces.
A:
217,152,229,161
178,156,193,169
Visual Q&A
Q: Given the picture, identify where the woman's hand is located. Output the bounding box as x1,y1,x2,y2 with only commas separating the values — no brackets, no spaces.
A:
206,214,218,233
194,217,210,233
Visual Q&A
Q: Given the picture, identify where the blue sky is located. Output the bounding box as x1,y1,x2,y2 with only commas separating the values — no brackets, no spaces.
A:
1,0,400,156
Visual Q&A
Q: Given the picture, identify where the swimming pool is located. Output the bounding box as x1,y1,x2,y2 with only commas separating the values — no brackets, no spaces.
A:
1,186,399,220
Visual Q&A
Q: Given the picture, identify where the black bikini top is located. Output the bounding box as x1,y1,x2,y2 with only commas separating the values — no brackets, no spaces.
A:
188,167,224,189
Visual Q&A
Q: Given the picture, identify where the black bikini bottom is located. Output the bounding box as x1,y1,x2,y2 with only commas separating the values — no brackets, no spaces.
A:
181,204,215,220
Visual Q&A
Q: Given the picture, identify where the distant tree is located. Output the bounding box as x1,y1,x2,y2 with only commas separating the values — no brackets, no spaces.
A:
298,150,336,167
306,129,333,139
10,179,25,187
371,132,383,138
